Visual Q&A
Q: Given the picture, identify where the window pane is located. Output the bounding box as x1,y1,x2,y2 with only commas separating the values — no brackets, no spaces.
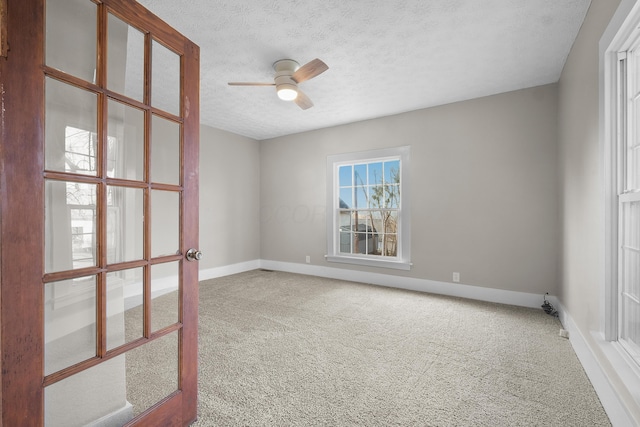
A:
354,164,367,186
628,146,640,191
151,262,179,332
621,294,640,357
385,184,400,208
152,40,180,116
339,188,352,208
151,190,179,257
46,0,96,83
339,211,352,228
339,165,352,187
383,210,399,256
107,186,144,264
339,230,352,254
45,276,97,376
382,233,398,257
633,49,640,96
151,115,180,185
339,211,354,254
623,246,639,297
106,268,144,350
356,185,367,209
383,210,399,235
107,100,145,181
622,202,640,296
368,162,383,185
370,211,383,234
107,13,144,102
45,78,98,176
45,180,97,273
370,185,384,208
384,160,400,184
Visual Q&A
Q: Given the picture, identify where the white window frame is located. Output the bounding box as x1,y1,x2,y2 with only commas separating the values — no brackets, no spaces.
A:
326,146,411,270
601,0,640,414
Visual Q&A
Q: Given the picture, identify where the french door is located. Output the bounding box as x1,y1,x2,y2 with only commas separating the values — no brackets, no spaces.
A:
0,0,200,425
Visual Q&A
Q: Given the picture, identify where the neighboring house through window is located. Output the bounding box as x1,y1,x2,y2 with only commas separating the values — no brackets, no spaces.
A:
326,146,411,270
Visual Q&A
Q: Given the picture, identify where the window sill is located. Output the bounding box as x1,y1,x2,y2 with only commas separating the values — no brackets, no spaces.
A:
591,331,640,415
325,255,412,270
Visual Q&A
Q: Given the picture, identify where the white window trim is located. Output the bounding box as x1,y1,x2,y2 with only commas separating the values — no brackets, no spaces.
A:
601,0,640,414
603,0,640,345
325,146,411,270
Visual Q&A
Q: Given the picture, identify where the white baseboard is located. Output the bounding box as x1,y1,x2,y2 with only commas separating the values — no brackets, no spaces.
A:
259,260,543,309
549,296,638,427
199,260,261,281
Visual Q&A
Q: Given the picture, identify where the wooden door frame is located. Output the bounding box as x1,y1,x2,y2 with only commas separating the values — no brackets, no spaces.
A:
0,0,45,424
0,0,200,425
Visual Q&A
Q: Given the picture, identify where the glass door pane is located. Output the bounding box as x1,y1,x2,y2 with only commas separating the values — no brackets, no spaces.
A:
107,99,145,181
151,190,180,257
151,40,180,116
107,13,145,102
126,331,180,417
45,356,130,427
46,0,96,82
45,78,98,176
45,180,97,272
44,276,97,376
106,268,144,350
107,186,144,264
151,262,180,332
151,114,181,185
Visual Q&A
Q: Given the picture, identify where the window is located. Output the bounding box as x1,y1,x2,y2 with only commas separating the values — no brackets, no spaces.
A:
615,46,640,364
605,2,640,371
326,146,411,270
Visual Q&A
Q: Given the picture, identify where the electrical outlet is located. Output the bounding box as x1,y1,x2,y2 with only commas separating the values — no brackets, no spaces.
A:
453,272,460,283
305,255,310,264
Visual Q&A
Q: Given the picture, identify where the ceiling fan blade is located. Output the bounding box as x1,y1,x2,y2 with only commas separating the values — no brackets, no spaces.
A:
292,58,328,83
228,82,275,86
294,89,314,110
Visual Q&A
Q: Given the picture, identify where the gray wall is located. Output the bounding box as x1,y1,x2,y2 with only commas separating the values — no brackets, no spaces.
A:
260,84,559,294
199,125,261,270
558,0,640,422
558,0,616,323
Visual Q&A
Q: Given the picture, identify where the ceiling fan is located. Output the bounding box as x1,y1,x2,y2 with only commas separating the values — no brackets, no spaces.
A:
228,58,329,110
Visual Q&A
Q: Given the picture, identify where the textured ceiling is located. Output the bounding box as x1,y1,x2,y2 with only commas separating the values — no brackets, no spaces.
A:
137,0,592,141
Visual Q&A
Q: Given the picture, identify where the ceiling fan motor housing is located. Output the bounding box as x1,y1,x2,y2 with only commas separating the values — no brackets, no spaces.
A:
273,59,300,100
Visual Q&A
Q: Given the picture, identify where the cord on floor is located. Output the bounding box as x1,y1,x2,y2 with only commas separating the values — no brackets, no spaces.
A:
542,292,558,317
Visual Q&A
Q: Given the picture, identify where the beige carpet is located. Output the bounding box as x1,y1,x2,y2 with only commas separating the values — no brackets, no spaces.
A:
193,270,611,426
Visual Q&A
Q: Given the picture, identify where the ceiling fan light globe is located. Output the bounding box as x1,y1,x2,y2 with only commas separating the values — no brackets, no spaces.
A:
277,84,298,101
